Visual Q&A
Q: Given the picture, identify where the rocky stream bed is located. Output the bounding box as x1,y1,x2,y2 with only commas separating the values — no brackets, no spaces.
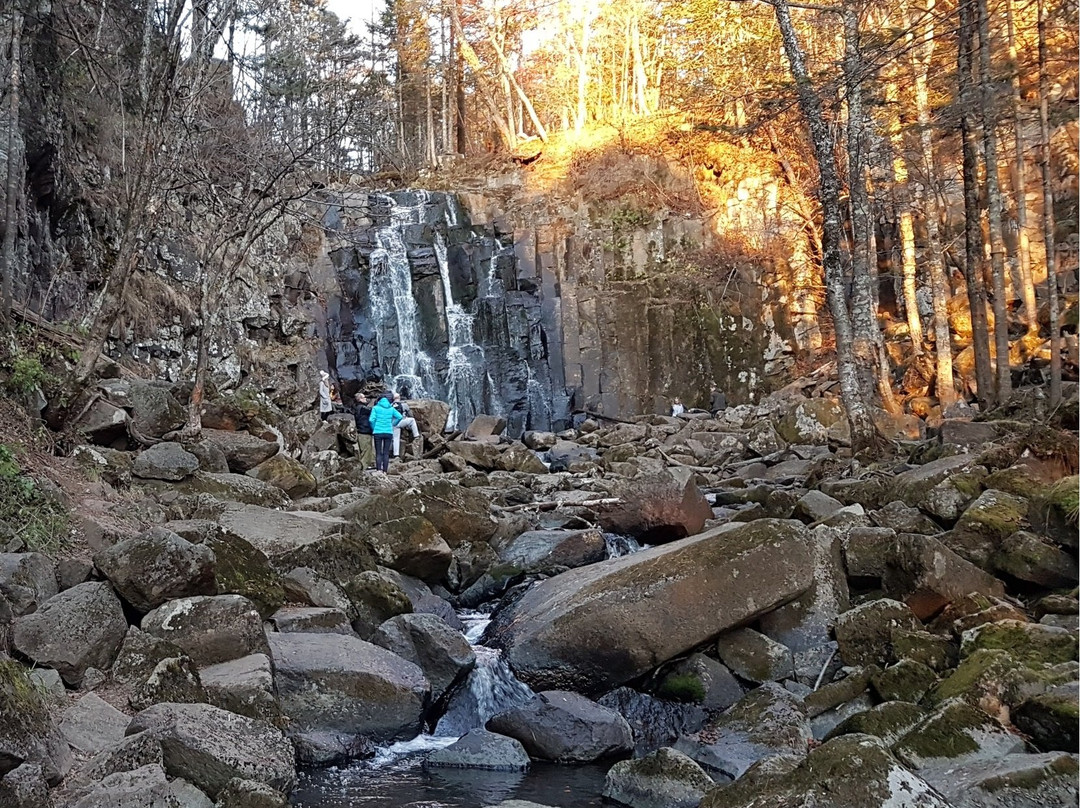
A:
0,379,1078,808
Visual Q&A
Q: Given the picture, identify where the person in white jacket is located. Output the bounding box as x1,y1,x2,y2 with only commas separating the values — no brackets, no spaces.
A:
671,397,685,417
392,393,421,457
318,371,333,421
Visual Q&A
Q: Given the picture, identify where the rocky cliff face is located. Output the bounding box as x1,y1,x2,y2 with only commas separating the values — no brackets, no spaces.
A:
320,188,769,433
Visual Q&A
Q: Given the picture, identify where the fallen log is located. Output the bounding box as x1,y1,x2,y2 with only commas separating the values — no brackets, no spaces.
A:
497,497,621,513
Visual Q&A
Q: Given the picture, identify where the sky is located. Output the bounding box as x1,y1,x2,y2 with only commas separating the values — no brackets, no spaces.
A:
323,0,382,32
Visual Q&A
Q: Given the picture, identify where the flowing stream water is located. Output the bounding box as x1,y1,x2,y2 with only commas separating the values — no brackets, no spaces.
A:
290,541,642,808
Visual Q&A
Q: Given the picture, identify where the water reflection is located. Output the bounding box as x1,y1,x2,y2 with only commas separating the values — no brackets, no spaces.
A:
291,758,608,808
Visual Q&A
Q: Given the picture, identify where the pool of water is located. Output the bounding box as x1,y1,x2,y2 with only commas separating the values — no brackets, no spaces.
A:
290,756,610,808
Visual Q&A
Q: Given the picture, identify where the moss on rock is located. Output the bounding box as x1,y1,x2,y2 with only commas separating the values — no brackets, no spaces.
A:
205,531,285,619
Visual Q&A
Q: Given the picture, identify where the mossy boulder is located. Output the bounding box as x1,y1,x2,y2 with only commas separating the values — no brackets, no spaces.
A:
992,529,1079,588
776,398,850,446
888,454,984,522
129,655,209,712
699,733,951,808
832,599,920,668
803,666,877,718
203,531,285,619
1028,475,1079,549
271,532,376,588
603,746,715,808
0,658,73,784
94,527,217,613
892,698,1025,770
890,628,957,672
870,660,938,704
172,472,288,508
928,648,1077,714
111,626,187,685
340,570,413,639
960,620,1078,667
1013,692,1079,752
824,701,929,746
246,454,316,499
947,489,1029,568
367,515,453,584
715,628,795,684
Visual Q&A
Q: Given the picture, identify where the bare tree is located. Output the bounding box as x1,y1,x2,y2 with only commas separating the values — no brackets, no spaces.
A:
1037,0,1062,406
1,3,24,325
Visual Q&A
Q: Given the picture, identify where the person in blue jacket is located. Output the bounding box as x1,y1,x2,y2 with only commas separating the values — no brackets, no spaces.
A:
369,391,402,472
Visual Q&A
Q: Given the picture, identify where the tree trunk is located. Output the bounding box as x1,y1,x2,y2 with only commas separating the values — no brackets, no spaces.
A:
907,0,955,407
1006,0,1037,333
885,77,923,355
843,5,899,415
977,0,1012,403
484,27,547,142
447,0,513,149
957,0,995,407
1037,0,1061,406
772,0,881,454
1,5,23,325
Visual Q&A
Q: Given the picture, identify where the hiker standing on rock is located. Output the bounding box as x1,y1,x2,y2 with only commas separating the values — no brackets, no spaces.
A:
369,391,402,472
318,371,333,421
353,393,375,469
391,392,421,458
710,384,727,416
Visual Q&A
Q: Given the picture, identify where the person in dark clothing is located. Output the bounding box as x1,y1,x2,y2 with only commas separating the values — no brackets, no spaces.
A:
710,384,728,415
369,391,402,472
353,393,375,469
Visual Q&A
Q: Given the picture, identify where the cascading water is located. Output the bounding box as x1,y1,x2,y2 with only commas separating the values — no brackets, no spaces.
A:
370,195,435,396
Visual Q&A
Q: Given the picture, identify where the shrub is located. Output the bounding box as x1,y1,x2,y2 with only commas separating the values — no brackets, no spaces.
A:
0,445,70,555
657,673,706,704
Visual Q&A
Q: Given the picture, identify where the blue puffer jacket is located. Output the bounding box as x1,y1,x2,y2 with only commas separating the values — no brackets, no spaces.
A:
369,397,402,435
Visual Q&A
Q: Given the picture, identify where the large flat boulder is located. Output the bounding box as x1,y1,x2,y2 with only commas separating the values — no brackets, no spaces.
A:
198,429,280,473
94,527,216,612
141,595,268,666
268,632,429,760
594,472,712,543
369,613,475,704
487,520,814,694
487,691,633,763
13,581,127,687
216,503,347,558
127,702,295,799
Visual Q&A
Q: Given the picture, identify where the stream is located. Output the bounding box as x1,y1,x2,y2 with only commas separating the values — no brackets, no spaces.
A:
290,539,643,808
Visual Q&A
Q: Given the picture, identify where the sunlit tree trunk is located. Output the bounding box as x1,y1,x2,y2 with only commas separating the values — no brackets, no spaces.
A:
1,5,23,324
885,78,923,355
631,15,649,116
977,0,1011,403
447,0,513,149
772,0,881,453
843,4,899,415
1005,0,1037,333
957,0,995,407
484,27,547,141
1037,0,1061,406
906,0,955,406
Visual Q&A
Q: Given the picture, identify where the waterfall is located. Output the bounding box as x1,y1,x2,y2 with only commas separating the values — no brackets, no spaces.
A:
434,645,535,738
434,232,489,430
604,534,643,558
370,195,434,396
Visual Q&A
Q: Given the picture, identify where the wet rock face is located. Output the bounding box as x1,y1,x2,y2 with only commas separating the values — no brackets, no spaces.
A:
323,191,768,433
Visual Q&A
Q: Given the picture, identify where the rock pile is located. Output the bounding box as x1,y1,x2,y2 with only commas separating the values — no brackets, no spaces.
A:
0,380,1076,807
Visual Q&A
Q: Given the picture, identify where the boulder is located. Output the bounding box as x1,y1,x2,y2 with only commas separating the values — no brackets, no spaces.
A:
408,399,450,437
498,444,549,474
889,454,984,522
871,500,944,534
487,690,633,763
992,530,1079,588
0,553,57,617
268,632,428,760
937,419,999,452
13,581,127,687
127,702,295,799
132,442,200,481
414,480,498,546
883,533,1006,620
75,398,129,444
603,747,715,808
793,491,843,523
281,568,351,613
199,429,279,473
68,764,177,808
79,730,162,783
200,654,278,723
200,529,284,619
947,489,1029,568
111,626,186,686
523,431,557,451
960,620,1078,667
496,528,607,574
423,729,530,771
824,701,929,746
59,693,130,755
448,441,504,471
841,527,896,579
832,599,921,668
0,763,48,808
698,733,951,808
369,613,476,704
594,472,712,543
487,520,814,695
0,658,73,785
189,439,230,473
659,653,744,713
366,516,452,583
94,527,217,612
776,398,850,446
341,570,413,639
216,503,347,559
598,688,707,757
172,472,288,508
129,655,208,712
465,415,507,442
715,628,795,684
1013,693,1079,752
870,660,939,703
214,778,289,808
928,751,1079,808
674,683,812,780
245,454,316,499
892,698,1026,770
141,595,269,666
269,606,354,636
